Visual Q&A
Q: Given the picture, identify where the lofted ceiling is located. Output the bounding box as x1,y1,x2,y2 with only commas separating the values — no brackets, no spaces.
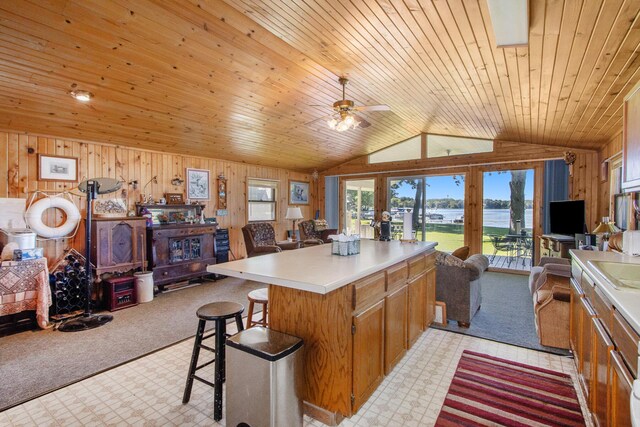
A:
0,1,638,172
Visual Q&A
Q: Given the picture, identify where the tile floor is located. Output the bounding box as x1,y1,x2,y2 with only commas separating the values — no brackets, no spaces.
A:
0,327,590,427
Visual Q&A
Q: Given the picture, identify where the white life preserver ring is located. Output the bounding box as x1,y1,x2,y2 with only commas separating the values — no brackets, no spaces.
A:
25,197,81,238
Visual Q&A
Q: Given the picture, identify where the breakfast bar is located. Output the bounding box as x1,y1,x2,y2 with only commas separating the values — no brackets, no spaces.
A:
207,239,437,424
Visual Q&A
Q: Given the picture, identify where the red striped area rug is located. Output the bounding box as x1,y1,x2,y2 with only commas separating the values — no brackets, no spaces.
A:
435,350,585,426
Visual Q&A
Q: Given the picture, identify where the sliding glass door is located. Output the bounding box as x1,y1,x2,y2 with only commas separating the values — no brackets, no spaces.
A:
482,169,534,271
387,174,464,251
344,179,375,238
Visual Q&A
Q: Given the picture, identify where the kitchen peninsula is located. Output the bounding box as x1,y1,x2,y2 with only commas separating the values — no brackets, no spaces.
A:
207,239,437,425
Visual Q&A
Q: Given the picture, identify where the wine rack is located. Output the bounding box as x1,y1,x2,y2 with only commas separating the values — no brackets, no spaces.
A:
49,253,88,320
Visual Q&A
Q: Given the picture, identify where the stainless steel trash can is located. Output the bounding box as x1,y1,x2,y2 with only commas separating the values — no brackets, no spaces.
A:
226,326,304,427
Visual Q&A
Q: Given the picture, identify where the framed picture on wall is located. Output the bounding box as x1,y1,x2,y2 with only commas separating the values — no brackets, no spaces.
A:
289,180,309,205
38,154,78,182
186,168,210,200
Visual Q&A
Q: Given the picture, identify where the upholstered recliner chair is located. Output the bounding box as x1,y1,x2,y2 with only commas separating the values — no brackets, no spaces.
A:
532,270,570,349
435,251,489,327
529,257,571,294
241,222,299,257
298,219,338,244
529,257,572,349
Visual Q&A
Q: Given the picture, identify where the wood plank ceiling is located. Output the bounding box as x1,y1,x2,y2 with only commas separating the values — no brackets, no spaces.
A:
0,0,638,172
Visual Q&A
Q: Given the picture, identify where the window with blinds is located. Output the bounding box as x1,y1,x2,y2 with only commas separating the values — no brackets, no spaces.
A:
247,178,278,221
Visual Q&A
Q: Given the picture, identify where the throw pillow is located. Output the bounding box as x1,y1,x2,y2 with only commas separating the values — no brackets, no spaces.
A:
435,250,466,268
313,219,328,231
450,246,470,261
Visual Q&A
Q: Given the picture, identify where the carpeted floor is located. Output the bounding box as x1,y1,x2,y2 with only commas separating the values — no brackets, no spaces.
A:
0,277,265,411
431,271,571,356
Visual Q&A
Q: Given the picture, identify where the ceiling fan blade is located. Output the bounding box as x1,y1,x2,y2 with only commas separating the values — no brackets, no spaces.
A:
357,117,372,128
353,104,391,112
304,114,333,126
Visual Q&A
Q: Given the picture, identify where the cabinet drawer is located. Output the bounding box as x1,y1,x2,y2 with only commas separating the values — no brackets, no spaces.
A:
154,226,215,238
425,253,435,270
592,286,613,334
612,309,640,378
581,273,595,300
353,272,386,312
571,262,582,283
386,262,407,292
407,255,426,279
153,258,215,285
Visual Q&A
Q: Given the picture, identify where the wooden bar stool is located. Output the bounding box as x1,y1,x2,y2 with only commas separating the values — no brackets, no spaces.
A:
246,288,269,329
182,301,244,421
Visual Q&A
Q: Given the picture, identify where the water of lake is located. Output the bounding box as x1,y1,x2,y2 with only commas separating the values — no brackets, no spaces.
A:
419,208,533,229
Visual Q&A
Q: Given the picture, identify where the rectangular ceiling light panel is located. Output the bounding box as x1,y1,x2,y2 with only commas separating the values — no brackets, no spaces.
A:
486,0,529,47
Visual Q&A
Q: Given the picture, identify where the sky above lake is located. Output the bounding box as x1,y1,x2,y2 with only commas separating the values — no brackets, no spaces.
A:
392,169,534,201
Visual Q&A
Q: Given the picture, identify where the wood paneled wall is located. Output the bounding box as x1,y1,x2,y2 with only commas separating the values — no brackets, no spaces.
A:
0,130,316,265
569,151,600,231
597,131,623,221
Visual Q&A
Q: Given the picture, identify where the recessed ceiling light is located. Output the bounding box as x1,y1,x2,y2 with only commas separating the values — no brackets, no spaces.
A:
70,90,94,102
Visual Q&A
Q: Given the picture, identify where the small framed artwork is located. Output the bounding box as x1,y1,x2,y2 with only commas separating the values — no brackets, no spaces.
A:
165,193,184,204
289,180,309,205
38,154,78,182
186,168,210,200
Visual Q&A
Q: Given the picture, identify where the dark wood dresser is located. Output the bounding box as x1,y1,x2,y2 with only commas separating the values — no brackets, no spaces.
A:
146,223,216,289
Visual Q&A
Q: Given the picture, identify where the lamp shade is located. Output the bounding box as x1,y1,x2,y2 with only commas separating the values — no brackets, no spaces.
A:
593,222,617,234
285,207,303,220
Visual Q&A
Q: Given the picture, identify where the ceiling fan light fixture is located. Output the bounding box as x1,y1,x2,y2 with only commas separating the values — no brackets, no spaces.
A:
328,112,359,132
70,90,94,102
344,114,355,127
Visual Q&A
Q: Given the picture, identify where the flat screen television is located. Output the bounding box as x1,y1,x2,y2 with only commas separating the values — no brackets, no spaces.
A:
549,200,586,235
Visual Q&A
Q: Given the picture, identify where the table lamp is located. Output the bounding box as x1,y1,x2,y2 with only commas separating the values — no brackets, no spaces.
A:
593,219,617,251
285,207,304,242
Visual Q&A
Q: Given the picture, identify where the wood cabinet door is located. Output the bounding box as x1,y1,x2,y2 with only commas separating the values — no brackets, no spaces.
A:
424,267,436,328
609,350,633,427
592,318,614,427
92,219,146,274
580,297,597,409
384,285,407,375
623,82,640,191
570,279,584,373
352,299,385,412
407,273,426,348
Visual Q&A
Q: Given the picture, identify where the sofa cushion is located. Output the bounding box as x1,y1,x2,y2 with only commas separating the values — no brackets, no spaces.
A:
451,246,470,261
435,251,465,268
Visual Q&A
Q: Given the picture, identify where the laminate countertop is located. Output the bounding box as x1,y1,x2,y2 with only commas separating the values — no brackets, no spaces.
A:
570,249,640,332
207,239,437,294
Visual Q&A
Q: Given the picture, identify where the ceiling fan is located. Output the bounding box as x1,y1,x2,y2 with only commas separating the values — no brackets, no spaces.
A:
308,77,391,132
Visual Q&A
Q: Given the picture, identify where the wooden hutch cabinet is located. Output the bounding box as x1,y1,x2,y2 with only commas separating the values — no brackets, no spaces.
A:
136,204,216,289
91,217,147,277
